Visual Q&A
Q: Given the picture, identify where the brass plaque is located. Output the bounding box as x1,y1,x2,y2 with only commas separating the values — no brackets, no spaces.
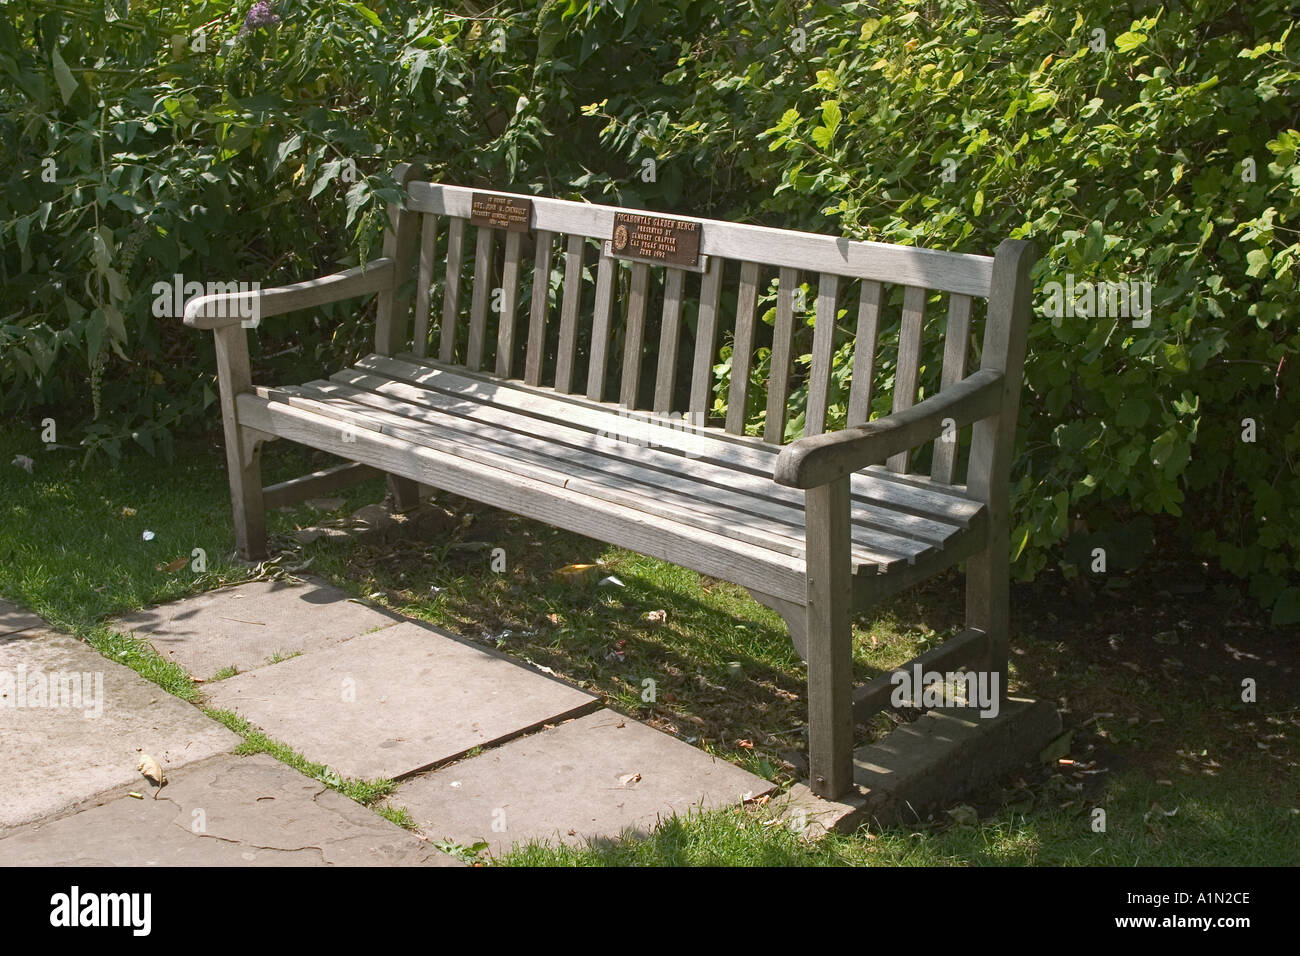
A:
469,193,533,232
610,212,702,267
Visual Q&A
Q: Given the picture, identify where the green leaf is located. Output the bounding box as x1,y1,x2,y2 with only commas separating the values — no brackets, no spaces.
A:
51,46,77,104
1114,31,1146,53
1245,248,1272,277
1271,588,1300,626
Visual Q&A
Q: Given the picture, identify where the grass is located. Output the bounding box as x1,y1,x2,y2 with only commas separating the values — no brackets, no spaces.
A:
2,422,1296,865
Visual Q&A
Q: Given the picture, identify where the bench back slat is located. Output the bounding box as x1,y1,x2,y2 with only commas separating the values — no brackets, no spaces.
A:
620,262,651,408
846,280,882,427
764,266,799,443
804,272,841,437
524,230,555,386
886,285,928,473
652,267,686,413
585,247,617,401
930,292,973,484
412,214,439,358
725,261,762,435
466,227,496,371
554,233,586,394
688,256,725,426
495,230,524,377
388,180,1030,494
439,216,466,363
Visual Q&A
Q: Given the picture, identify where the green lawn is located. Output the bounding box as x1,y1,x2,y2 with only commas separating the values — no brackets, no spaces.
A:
2,423,1296,865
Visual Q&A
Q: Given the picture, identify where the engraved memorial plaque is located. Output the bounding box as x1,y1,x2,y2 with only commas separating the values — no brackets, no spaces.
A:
609,212,702,268
469,193,533,232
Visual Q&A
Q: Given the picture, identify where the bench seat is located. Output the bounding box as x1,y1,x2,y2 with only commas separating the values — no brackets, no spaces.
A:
239,351,987,609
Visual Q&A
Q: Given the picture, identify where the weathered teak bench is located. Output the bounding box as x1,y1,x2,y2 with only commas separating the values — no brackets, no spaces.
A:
185,163,1035,800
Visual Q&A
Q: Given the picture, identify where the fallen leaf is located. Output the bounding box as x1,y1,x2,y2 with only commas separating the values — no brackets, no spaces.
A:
156,556,188,573
121,506,136,517
946,804,979,827
554,563,598,580
646,609,667,624
137,754,165,799
618,772,641,788
737,739,754,749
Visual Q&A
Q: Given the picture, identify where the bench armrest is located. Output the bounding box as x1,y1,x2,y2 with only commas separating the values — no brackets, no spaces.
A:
183,258,397,330
773,368,1004,489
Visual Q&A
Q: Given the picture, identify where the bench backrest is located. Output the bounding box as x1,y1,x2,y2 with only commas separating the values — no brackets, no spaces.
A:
376,164,1034,497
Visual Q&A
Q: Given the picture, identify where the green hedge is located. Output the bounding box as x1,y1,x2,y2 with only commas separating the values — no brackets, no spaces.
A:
1,0,1296,621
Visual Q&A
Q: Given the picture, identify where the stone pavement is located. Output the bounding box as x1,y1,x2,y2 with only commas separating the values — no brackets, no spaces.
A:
0,580,775,864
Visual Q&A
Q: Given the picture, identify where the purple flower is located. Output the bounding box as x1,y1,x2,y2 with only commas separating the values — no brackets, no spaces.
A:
238,2,280,37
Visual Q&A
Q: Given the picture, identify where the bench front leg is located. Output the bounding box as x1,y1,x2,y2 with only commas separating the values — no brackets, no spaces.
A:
213,324,267,561
804,475,855,799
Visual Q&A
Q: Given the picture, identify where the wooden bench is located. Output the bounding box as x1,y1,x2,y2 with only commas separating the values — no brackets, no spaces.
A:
185,163,1036,800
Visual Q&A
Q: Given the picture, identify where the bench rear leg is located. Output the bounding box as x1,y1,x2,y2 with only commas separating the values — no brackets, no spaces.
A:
804,478,855,799
386,474,421,513
966,534,1009,705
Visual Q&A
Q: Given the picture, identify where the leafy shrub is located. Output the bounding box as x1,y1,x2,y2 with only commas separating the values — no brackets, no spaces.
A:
1,0,1296,620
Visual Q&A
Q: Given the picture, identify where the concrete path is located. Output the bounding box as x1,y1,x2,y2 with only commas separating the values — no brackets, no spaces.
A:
1,580,775,863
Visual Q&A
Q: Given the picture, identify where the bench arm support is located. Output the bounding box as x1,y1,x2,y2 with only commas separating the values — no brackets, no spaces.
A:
773,368,1005,489
183,258,397,330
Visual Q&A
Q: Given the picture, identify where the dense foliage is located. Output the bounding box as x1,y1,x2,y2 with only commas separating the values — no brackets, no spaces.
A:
1,0,1296,621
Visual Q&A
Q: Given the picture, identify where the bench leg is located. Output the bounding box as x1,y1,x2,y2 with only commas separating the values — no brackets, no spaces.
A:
804,478,855,800
213,325,267,562
386,474,421,513
223,427,267,562
966,532,1009,706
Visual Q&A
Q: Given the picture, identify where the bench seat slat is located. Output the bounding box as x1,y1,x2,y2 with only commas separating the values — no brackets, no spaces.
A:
314,372,965,556
237,391,811,604
271,381,926,571
348,352,987,533
363,352,985,529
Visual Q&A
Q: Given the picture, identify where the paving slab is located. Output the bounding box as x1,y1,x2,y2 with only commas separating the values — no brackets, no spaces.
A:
0,754,461,866
111,578,401,681
394,709,776,856
0,631,240,828
204,621,599,781
0,600,43,638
